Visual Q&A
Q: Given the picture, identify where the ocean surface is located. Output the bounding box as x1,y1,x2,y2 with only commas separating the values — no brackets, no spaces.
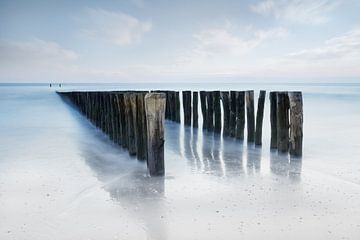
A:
0,82,360,240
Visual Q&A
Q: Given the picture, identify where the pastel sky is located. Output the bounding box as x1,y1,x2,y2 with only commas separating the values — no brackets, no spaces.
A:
1,0,360,82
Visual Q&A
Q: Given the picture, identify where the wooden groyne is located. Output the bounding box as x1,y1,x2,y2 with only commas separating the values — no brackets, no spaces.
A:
58,91,166,176
58,89,303,176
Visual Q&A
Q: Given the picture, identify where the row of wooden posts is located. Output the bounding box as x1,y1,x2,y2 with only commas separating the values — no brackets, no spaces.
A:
58,89,303,177
163,90,302,157
58,91,166,176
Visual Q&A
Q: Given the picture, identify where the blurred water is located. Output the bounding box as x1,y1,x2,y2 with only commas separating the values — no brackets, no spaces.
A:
0,83,359,240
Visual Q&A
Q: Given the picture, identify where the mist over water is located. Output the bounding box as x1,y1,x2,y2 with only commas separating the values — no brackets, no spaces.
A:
1,83,360,239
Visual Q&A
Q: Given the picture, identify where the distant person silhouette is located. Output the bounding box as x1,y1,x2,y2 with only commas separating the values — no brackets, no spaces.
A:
50,83,52,87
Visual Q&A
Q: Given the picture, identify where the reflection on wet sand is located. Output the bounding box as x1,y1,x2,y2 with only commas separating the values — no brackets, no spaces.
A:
165,121,302,179
79,135,167,240
270,150,302,182
246,146,261,175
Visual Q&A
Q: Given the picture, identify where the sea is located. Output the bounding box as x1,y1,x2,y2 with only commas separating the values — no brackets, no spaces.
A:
0,82,359,239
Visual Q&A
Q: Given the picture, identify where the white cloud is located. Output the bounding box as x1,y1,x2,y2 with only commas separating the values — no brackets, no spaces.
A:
251,0,339,25
0,39,78,64
253,28,360,78
0,39,82,81
82,8,152,46
176,25,287,68
287,28,360,59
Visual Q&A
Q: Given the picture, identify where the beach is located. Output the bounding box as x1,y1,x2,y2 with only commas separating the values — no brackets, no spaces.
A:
0,83,360,239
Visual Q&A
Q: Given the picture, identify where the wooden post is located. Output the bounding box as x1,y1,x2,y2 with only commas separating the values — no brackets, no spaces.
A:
288,92,303,157
200,91,207,129
145,93,166,176
206,91,214,131
255,90,266,145
235,91,245,140
136,93,148,160
119,93,128,148
229,91,237,137
175,91,181,123
169,91,175,121
130,93,138,156
193,91,198,128
245,90,255,143
182,91,192,126
277,92,290,152
213,91,221,133
165,91,170,119
124,93,136,155
220,91,230,136
269,92,278,149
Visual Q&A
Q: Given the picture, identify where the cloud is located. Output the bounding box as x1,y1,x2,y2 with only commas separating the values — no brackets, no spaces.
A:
287,28,360,60
81,8,152,45
176,25,287,67
0,39,82,81
253,28,360,78
0,39,78,64
251,0,339,25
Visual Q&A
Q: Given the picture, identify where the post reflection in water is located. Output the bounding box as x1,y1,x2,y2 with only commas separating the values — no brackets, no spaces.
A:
246,146,262,175
79,137,167,240
270,150,302,182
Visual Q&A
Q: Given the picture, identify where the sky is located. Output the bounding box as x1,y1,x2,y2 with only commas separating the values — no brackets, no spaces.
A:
0,0,360,83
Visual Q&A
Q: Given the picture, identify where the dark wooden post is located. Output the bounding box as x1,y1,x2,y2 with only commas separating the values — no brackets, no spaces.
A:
166,91,172,120
288,92,303,157
175,91,181,123
245,90,255,143
124,93,136,155
119,93,128,148
206,91,214,131
229,91,237,137
220,91,230,136
276,92,290,152
269,92,278,149
200,91,207,129
193,91,198,128
235,91,245,140
255,90,266,145
136,93,148,160
145,93,166,176
169,91,175,121
130,93,138,156
182,91,192,126
213,91,221,133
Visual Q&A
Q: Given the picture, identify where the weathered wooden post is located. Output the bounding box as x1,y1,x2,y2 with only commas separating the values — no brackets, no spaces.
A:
200,91,207,129
277,92,290,152
113,93,122,146
166,91,171,119
213,91,222,133
175,91,181,123
145,93,166,176
119,93,128,148
235,91,245,140
206,91,214,131
130,93,139,156
288,92,303,157
229,91,237,137
255,90,266,145
169,91,176,121
124,93,136,155
182,91,192,126
220,91,230,136
269,92,278,149
193,91,198,128
136,93,148,160
245,90,255,143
